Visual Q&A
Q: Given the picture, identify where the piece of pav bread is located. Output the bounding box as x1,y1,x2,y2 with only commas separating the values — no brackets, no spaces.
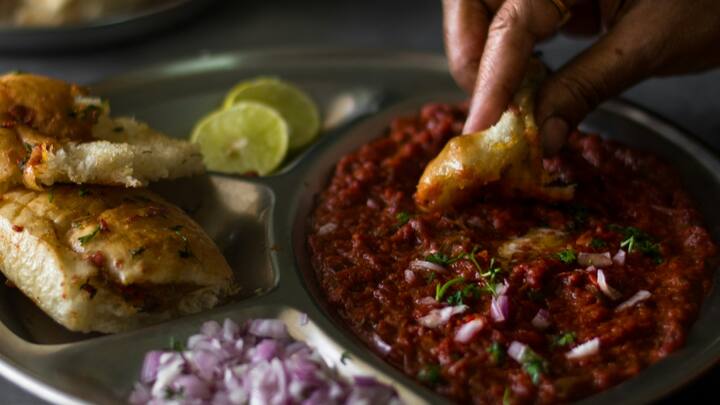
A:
0,72,203,192
0,185,234,333
415,59,575,211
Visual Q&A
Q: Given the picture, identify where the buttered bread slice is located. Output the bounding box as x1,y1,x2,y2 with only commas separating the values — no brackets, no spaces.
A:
0,185,234,333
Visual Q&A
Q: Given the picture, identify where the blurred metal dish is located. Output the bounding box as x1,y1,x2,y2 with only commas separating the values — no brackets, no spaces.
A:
0,0,210,52
0,50,715,404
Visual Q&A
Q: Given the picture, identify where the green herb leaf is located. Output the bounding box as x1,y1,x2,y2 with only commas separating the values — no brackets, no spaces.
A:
417,364,442,385
78,187,90,197
480,257,503,281
503,386,512,405
169,336,185,352
487,341,504,364
78,226,100,245
520,348,547,385
555,249,577,264
396,211,411,226
446,290,464,305
425,271,437,283
48,188,54,203
425,252,452,266
435,277,464,302
163,386,184,400
553,331,576,347
612,225,662,261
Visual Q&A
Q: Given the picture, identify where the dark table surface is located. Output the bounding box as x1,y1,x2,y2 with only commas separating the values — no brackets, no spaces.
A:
0,0,717,403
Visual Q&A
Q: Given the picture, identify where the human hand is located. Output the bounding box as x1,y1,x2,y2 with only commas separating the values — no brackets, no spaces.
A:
443,0,720,154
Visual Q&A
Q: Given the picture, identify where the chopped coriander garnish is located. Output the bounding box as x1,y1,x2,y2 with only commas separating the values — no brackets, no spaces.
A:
425,252,452,266
611,225,662,262
78,187,90,197
435,276,464,302
553,331,576,347
169,336,185,352
417,364,442,385
78,226,100,245
458,245,483,271
48,188,54,203
555,249,577,264
480,257,503,281
425,271,437,283
340,351,350,365
487,341,504,364
396,211,411,226
446,290,464,305
589,238,607,249
519,348,547,385
503,386,512,405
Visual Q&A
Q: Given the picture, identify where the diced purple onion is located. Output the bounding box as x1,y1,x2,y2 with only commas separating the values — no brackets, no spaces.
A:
616,290,651,312
372,333,392,355
612,249,626,266
410,259,445,272
299,312,309,326
416,296,438,306
565,337,600,359
129,318,403,404
454,319,485,343
248,319,289,339
578,252,613,267
418,305,468,328
596,269,622,300
494,280,509,296
507,341,527,363
531,309,551,330
317,222,338,236
490,295,509,323
404,269,416,283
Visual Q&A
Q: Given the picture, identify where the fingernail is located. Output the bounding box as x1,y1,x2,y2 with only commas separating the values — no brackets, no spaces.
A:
540,116,568,155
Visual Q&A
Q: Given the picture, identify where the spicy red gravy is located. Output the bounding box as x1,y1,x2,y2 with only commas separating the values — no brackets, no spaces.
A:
308,103,716,404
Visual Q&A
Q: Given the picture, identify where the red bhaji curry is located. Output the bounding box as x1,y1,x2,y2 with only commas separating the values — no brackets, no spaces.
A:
307,103,717,404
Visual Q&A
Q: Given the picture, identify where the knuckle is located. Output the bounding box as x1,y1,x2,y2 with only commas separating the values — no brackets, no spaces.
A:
490,1,524,32
554,72,607,113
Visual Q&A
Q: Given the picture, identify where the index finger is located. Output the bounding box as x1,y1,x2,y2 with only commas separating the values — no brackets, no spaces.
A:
464,0,574,133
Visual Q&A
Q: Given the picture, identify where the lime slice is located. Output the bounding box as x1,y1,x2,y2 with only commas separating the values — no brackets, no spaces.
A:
191,102,288,175
222,77,320,151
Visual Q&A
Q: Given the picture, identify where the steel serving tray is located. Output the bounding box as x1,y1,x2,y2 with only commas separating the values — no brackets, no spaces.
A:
0,50,717,405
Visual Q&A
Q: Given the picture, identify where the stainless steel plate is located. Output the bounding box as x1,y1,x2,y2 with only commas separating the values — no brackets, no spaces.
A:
0,50,716,404
0,0,209,52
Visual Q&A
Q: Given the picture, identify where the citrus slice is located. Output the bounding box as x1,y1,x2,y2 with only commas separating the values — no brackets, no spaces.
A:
222,77,320,151
191,102,288,176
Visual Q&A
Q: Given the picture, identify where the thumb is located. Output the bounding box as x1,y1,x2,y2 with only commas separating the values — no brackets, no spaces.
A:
535,22,656,155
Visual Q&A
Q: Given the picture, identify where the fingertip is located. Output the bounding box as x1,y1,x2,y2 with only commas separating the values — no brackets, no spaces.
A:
463,96,505,133
540,116,568,155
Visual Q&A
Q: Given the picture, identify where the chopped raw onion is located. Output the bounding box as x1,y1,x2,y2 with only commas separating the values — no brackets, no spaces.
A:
578,252,612,267
129,318,402,404
372,333,392,355
531,309,550,330
248,319,289,339
612,249,626,266
418,305,467,328
409,259,445,272
616,290,651,312
508,341,528,363
74,95,103,106
490,295,509,322
454,319,485,343
596,269,622,300
495,280,509,296
298,312,308,326
404,269,416,283
317,222,338,236
566,337,600,359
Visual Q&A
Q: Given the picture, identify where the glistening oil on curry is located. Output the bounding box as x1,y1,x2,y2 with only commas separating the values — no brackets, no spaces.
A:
307,103,717,404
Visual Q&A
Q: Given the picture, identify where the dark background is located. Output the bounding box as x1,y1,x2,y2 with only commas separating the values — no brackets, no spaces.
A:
0,0,717,403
